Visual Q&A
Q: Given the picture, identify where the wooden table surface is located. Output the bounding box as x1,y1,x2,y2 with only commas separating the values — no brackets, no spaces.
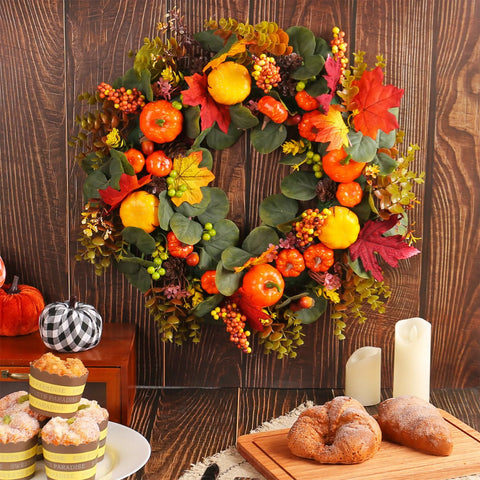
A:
126,387,480,480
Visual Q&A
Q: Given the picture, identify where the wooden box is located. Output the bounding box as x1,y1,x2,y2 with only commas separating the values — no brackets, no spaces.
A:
0,323,136,425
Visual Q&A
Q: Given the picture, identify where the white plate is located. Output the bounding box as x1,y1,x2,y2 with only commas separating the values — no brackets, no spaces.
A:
32,421,151,480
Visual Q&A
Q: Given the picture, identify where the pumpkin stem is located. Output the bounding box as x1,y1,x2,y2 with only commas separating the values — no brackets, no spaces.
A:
7,275,20,294
69,296,77,309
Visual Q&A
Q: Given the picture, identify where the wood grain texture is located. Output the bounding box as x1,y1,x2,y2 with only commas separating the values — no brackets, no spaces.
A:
0,0,478,389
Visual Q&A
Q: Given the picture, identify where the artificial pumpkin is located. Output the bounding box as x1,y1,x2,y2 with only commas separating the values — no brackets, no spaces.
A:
39,297,103,352
0,255,5,288
0,275,45,336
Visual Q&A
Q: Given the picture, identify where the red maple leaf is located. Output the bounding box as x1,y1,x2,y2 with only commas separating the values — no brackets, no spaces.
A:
231,288,270,331
316,56,342,113
99,173,152,209
351,67,404,139
180,73,231,134
349,215,420,281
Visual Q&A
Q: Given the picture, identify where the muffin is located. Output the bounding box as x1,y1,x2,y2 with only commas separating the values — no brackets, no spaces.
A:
75,399,109,461
0,411,40,480
41,416,100,480
29,353,89,418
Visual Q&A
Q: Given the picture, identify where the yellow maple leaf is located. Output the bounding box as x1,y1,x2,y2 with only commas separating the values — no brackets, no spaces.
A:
170,151,215,207
310,105,349,151
203,40,248,72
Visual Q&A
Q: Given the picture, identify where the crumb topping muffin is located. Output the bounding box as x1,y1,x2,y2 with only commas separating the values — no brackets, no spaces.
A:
32,352,88,377
41,416,99,446
75,399,109,423
0,391,47,422
0,412,40,443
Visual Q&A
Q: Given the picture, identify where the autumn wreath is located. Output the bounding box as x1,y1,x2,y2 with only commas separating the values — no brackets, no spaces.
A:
73,12,424,358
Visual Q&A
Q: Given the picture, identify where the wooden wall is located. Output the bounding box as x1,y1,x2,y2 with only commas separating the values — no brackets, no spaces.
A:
0,0,478,389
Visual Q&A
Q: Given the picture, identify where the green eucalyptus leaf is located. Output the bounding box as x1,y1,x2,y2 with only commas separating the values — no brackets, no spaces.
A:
170,213,203,244
215,262,242,296
373,152,399,175
191,126,213,150
345,131,378,163
202,219,240,261
184,106,201,139
121,227,156,254
192,293,224,317
250,122,287,154
291,55,325,80
176,188,211,217
83,170,108,200
221,246,252,271
194,148,213,169
117,262,151,293
110,149,135,175
377,128,397,149
348,255,371,279
197,187,230,224
314,37,330,57
194,29,225,52
280,171,318,200
286,26,316,57
305,77,328,97
259,194,298,227
158,190,174,230
229,104,260,129
206,123,243,150
198,247,217,270
279,152,307,166
242,225,279,255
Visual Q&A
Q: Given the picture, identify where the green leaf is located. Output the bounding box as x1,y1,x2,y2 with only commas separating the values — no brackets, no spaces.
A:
170,213,203,244
158,190,174,230
202,219,240,261
215,262,242,296
281,171,318,200
242,226,279,255
192,293,224,317
229,104,259,129
373,152,399,175
286,26,316,57
206,123,243,150
259,194,298,227
291,55,325,80
184,106,201,139
121,227,156,254
110,148,134,175
176,187,211,217
305,77,328,97
83,170,108,200
377,128,397,149
221,246,252,271
112,68,153,102
117,262,151,293
250,122,287,154
191,126,213,150
347,255,370,279
194,29,227,53
345,131,378,163
314,37,330,57
197,187,230,224
279,152,307,166
198,247,217,270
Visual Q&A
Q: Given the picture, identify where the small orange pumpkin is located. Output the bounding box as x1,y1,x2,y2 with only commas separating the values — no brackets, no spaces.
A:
0,275,45,336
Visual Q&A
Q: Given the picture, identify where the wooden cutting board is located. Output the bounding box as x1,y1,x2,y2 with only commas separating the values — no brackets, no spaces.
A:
237,410,480,480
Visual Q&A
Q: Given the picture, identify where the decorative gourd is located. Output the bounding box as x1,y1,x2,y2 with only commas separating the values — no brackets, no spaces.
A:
0,275,45,336
0,255,5,288
39,297,102,352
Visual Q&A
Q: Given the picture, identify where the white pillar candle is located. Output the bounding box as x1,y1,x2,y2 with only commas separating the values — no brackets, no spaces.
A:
393,317,431,401
345,346,381,406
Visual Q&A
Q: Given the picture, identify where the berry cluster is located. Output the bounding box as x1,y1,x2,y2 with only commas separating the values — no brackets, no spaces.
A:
202,222,217,241
147,243,169,280
166,170,188,199
211,303,251,353
304,150,323,178
293,208,327,247
331,27,348,77
251,54,282,93
97,82,146,114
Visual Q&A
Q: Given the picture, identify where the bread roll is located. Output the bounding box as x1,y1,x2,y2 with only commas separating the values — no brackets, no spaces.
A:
377,395,453,455
287,396,382,464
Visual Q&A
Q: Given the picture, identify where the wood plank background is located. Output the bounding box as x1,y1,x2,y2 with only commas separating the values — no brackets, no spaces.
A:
0,0,478,389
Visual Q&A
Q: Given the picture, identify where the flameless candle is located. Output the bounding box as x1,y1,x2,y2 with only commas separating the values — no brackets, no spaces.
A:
393,317,431,401
345,346,381,406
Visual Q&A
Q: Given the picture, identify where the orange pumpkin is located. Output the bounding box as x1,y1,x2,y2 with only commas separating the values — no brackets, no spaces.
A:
0,255,5,288
0,275,45,336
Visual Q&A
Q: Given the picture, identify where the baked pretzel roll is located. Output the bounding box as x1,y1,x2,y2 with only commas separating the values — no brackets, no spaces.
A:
287,396,382,464
377,395,453,455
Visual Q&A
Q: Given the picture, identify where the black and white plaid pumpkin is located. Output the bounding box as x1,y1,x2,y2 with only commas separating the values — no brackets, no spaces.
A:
39,297,103,352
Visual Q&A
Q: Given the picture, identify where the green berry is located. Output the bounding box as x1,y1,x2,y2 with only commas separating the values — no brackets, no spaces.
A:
151,272,160,280
178,184,188,192
313,153,321,162
314,171,323,178
169,170,178,178
204,222,213,230
166,177,175,185
313,164,321,172
158,268,166,276
154,257,162,265
209,229,217,237
160,252,169,260
296,81,306,92
175,190,184,198
202,233,211,241
147,266,156,274
167,188,176,197
306,150,314,159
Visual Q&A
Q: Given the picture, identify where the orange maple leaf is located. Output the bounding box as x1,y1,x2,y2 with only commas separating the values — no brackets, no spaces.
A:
170,151,215,207
351,67,404,139
203,40,248,72
99,173,152,209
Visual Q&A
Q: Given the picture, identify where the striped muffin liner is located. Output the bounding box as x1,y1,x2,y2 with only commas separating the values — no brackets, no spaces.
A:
42,440,99,480
97,418,108,462
28,366,88,419
0,436,37,480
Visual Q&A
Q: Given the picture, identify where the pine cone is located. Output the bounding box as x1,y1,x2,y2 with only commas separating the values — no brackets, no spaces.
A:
161,256,187,288
316,177,337,202
146,176,167,196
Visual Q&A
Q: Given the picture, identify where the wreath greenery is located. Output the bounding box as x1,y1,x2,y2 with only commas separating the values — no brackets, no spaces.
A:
72,11,424,358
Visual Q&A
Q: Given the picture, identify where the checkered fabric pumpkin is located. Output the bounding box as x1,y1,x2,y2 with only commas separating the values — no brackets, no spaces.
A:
39,297,102,352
